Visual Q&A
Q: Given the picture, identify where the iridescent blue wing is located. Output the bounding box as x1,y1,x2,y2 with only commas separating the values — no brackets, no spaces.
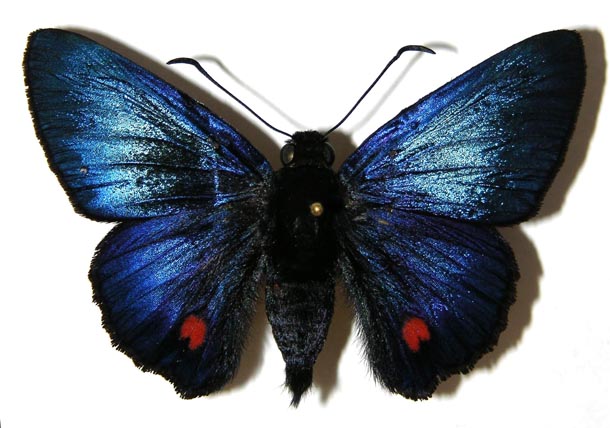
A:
339,30,585,225
24,29,272,396
338,210,517,398
336,31,585,397
25,29,272,220
91,206,266,397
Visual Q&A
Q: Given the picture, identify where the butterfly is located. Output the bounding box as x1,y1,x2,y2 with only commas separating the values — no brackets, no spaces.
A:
24,29,585,406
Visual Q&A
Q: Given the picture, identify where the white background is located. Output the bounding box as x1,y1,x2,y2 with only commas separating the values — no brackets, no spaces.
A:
1,1,608,426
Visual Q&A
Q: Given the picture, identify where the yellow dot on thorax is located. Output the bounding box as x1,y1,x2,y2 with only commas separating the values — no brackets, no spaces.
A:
309,202,324,217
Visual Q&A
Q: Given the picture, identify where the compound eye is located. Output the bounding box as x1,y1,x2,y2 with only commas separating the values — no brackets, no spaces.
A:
280,143,296,166
322,143,335,166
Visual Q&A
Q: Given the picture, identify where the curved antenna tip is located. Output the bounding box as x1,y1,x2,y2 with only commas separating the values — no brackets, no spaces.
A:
167,57,196,66
396,45,436,56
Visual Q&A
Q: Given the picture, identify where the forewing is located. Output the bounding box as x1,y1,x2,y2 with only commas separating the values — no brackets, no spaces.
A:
338,209,517,398
339,30,585,225
90,200,266,397
24,29,272,220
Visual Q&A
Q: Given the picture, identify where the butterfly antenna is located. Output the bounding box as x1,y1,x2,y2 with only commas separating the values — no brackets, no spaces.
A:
323,45,435,137
168,57,293,138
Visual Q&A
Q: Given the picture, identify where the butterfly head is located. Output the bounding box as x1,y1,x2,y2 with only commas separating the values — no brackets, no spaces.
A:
280,131,335,168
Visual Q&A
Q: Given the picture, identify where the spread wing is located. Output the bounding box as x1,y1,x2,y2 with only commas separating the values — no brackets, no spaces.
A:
25,29,273,396
336,30,585,397
339,30,584,225
25,29,271,221
91,207,266,397
339,210,517,397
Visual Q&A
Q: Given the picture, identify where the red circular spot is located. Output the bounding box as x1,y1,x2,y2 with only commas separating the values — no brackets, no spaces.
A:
180,315,207,350
402,317,431,352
